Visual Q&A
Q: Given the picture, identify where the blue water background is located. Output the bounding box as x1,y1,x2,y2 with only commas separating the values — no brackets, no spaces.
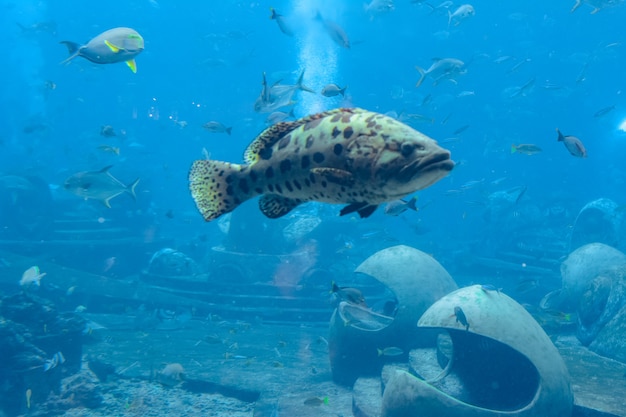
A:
2,0,626,283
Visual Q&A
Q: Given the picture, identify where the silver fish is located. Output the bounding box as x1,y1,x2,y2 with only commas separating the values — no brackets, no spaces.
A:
321,84,347,97
189,108,453,221
44,352,65,372
571,0,624,14
448,4,475,27
203,121,232,135
377,346,404,357
64,165,140,208
556,129,587,158
415,58,466,87
269,7,294,36
254,70,314,113
364,0,395,14
315,12,350,48
266,109,295,125
60,27,144,73
384,196,418,216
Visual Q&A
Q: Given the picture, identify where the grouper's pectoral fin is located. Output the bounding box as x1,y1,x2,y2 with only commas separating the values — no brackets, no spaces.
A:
310,167,355,186
340,202,378,218
259,195,301,219
125,59,137,73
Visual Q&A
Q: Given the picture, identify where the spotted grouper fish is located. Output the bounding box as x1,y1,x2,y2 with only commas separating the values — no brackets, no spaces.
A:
188,108,453,221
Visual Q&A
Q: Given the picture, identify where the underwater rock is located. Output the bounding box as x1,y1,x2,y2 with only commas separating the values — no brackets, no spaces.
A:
87,357,117,382
576,264,626,362
282,214,322,242
61,370,103,409
42,369,103,412
576,266,626,346
560,243,626,308
0,293,85,415
570,198,623,252
589,300,626,364
148,248,199,277
329,245,457,385
381,285,573,417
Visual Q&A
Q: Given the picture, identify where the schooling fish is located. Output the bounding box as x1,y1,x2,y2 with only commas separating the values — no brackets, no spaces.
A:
415,58,466,88
44,352,65,372
511,143,542,155
556,128,587,158
315,12,350,48
20,266,46,287
454,306,470,330
203,121,232,135
384,196,418,216
331,281,367,307
64,165,140,208
448,4,475,27
269,7,294,36
321,84,347,97
188,108,453,221
377,346,404,357
60,27,144,73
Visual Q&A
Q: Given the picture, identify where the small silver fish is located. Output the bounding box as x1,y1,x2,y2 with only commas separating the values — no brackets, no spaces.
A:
415,58,466,87
269,8,294,36
321,84,347,97
511,144,542,155
44,352,65,372
448,4,475,27
315,12,350,48
364,0,395,14
593,105,615,118
100,125,117,137
20,266,46,287
571,0,624,14
266,109,295,125
377,346,404,357
203,121,232,135
384,196,418,216
556,128,587,158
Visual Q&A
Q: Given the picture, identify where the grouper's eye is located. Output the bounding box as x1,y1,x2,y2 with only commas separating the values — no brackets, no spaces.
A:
401,143,417,157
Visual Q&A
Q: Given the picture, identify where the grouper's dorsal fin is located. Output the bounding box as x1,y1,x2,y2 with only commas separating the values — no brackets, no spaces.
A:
244,121,301,164
243,108,365,165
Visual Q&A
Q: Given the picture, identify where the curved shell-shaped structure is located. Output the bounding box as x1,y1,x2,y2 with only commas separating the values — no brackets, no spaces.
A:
381,285,573,417
569,198,623,251
329,245,457,385
354,245,458,334
561,243,626,308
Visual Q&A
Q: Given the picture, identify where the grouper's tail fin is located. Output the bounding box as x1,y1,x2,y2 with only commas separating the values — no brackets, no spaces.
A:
59,41,81,65
189,159,249,222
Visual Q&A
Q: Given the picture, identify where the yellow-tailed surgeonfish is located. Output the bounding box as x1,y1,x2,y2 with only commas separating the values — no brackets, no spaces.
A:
60,27,144,73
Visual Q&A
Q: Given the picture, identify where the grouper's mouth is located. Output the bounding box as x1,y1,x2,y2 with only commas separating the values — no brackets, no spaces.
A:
397,150,454,182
